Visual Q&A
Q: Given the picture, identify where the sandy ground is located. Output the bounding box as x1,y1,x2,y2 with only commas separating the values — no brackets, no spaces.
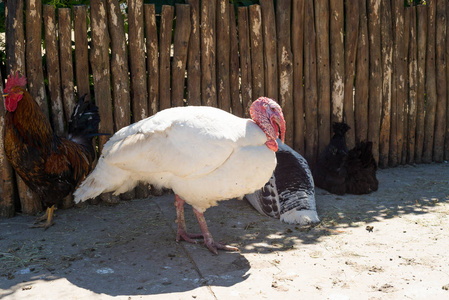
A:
1,163,449,299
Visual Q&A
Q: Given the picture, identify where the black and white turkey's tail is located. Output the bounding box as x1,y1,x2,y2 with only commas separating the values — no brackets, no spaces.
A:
245,141,320,225
245,175,281,219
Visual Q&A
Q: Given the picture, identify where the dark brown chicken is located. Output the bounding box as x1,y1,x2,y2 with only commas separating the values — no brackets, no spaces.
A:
3,72,100,229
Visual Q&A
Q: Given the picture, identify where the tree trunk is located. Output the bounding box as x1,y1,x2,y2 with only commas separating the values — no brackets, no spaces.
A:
292,0,305,155
186,0,201,106
276,0,294,147
159,5,175,110
171,4,191,107
144,4,159,115
216,0,230,112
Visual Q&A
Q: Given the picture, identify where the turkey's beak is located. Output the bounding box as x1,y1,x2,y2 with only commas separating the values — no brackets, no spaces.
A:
2,94,8,98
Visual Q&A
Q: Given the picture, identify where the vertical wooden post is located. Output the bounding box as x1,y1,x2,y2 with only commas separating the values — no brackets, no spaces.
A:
379,0,393,168
58,8,76,124
73,5,91,101
355,0,369,144
159,5,174,110
367,0,382,163
43,5,65,136
446,3,449,160
433,0,447,162
304,0,318,166
249,5,264,100
292,0,305,155
238,7,252,117
201,0,217,107
276,0,294,146
423,0,437,163
415,6,427,163
260,0,278,101
171,4,191,107
343,0,358,150
25,0,48,117
401,8,411,165
216,0,230,111
229,4,242,117
144,4,159,114
90,0,114,151
7,0,41,215
315,0,331,154
107,0,131,131
128,0,148,122
186,0,201,106
330,0,344,125
0,71,15,217
407,6,418,164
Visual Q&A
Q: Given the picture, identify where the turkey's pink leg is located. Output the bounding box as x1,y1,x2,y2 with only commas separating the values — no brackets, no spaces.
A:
175,195,203,243
192,207,239,255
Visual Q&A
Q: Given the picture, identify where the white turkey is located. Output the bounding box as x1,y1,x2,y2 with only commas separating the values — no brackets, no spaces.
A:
74,97,286,254
245,141,320,225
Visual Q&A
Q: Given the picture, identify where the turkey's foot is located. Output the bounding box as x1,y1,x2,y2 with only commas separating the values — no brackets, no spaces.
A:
31,205,55,230
193,207,239,255
176,229,203,244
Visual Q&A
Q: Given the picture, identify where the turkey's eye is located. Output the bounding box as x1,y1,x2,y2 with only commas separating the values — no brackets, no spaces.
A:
270,106,276,112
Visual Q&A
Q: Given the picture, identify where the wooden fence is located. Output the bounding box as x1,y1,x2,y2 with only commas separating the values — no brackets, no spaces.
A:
0,0,446,217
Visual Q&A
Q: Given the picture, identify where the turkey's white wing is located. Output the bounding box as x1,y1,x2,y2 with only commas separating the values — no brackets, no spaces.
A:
100,106,267,179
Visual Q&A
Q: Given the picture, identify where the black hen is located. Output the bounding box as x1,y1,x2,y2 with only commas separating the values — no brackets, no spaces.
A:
312,122,378,195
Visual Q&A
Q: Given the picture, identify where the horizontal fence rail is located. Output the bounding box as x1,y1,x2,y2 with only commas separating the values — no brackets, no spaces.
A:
0,0,445,216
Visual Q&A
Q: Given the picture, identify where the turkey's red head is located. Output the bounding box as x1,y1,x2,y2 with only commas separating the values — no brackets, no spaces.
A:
3,72,27,112
250,97,286,151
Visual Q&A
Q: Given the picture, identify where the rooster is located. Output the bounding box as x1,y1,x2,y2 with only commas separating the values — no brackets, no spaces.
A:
74,97,286,254
3,72,100,229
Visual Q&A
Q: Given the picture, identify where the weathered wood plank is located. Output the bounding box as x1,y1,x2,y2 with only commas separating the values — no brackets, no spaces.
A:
407,6,418,164
304,0,318,166
343,0,358,150
25,0,48,117
315,0,331,154
144,4,159,115
379,0,393,168
249,4,264,100
43,5,65,136
367,0,382,163
216,0,230,111
201,0,217,107
186,0,201,106
292,0,305,155
90,0,114,151
330,0,344,125
238,7,252,117
6,0,41,215
423,0,437,163
107,0,131,131
355,0,369,144
171,4,191,107
58,8,76,124
129,0,148,121
433,0,446,162
415,6,427,163
276,0,294,146
260,0,278,101
446,2,449,160
73,5,91,101
229,4,242,117
159,5,174,110
0,69,15,217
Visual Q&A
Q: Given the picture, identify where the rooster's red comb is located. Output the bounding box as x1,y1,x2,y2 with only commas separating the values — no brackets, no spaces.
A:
4,71,27,94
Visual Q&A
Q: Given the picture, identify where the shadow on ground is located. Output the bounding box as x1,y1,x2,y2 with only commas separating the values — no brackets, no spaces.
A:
1,163,448,297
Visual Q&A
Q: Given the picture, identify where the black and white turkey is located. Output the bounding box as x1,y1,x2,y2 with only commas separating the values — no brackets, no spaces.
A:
245,141,320,225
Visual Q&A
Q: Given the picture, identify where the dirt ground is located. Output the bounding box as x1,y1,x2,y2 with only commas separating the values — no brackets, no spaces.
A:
1,163,449,299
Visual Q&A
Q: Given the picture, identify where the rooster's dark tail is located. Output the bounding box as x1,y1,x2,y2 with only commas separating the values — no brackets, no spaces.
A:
67,95,101,149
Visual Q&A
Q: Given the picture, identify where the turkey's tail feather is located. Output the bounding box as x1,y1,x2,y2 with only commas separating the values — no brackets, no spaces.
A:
73,161,136,203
